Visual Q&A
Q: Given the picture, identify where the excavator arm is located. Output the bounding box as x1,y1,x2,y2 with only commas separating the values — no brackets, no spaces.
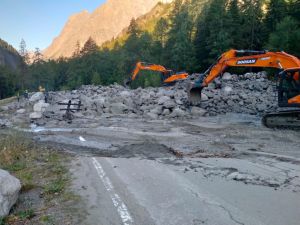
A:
189,49,300,129
125,62,189,86
189,49,300,104
125,62,172,86
200,49,300,87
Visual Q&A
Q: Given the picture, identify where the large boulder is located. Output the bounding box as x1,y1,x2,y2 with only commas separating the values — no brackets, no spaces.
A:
222,72,232,81
29,112,42,119
157,96,171,105
110,103,128,114
0,169,21,217
16,109,26,114
191,107,207,117
170,107,186,118
33,101,49,112
29,92,44,102
163,99,176,109
0,119,11,128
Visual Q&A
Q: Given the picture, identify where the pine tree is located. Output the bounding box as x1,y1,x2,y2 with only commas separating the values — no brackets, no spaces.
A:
73,41,81,58
265,0,288,33
128,18,141,37
226,0,242,49
267,16,300,56
19,39,30,64
154,18,169,48
33,47,43,63
91,71,102,85
287,0,300,22
239,0,266,49
80,37,98,55
19,39,30,89
165,2,195,71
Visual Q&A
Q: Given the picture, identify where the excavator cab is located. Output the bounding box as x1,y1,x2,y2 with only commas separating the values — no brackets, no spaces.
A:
278,68,300,107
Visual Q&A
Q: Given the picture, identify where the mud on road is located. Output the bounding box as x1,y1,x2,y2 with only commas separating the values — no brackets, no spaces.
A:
23,114,300,225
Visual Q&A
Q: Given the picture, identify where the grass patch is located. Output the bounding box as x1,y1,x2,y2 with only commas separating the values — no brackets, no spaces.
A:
0,130,79,225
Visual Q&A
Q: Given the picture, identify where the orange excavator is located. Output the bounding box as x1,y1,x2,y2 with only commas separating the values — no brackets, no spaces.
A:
188,49,300,129
125,62,188,86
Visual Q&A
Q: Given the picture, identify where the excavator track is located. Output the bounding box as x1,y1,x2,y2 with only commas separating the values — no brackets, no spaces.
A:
262,110,300,129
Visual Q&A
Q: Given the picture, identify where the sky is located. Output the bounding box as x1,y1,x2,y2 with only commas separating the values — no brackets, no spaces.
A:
0,0,105,51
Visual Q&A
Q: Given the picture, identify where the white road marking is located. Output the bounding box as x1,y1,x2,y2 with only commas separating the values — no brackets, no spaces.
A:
92,157,134,225
79,136,86,142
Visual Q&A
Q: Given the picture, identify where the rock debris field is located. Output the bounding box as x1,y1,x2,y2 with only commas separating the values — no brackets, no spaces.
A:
1,72,278,126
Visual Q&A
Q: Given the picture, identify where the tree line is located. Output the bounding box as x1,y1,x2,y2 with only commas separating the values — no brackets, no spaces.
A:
0,0,299,99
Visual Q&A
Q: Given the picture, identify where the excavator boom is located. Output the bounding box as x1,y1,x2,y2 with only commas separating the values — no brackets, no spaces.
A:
188,49,300,129
125,62,188,86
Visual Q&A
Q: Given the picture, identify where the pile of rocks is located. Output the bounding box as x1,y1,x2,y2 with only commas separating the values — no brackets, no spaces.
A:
46,84,199,120
2,71,278,125
39,71,277,120
199,72,278,116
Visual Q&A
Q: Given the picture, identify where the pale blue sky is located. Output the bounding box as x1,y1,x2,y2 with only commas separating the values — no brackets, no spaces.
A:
0,0,105,51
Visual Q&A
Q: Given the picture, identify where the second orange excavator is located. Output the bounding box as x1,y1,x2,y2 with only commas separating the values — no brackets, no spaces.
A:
188,49,300,129
125,62,188,86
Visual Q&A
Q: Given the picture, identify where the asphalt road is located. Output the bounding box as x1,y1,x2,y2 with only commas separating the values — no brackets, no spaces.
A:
31,114,300,225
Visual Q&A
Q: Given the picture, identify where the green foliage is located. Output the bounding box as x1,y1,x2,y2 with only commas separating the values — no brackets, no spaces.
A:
17,209,35,220
267,16,300,56
0,0,297,96
91,71,102,85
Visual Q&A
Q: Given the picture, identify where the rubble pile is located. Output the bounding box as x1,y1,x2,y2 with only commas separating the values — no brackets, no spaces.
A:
1,72,279,126
199,72,278,116
45,71,277,119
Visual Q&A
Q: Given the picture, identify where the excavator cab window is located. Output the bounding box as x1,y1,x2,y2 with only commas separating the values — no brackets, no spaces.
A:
278,69,300,107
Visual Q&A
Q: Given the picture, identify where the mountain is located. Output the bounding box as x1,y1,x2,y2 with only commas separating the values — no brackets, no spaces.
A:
44,0,173,59
102,0,210,49
102,1,173,49
0,38,21,71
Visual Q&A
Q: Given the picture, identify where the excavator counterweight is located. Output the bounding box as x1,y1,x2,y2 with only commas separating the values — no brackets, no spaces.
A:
188,49,300,129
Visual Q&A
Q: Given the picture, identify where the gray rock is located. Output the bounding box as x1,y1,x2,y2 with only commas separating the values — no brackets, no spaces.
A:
0,169,21,217
157,96,171,105
150,106,163,115
120,90,131,98
0,119,11,128
110,103,128,114
16,109,26,114
201,93,209,101
223,86,233,94
33,101,49,112
222,72,231,80
29,92,44,102
170,108,186,117
162,109,171,116
191,107,207,117
163,100,176,109
0,106,9,111
29,112,42,119
146,112,158,120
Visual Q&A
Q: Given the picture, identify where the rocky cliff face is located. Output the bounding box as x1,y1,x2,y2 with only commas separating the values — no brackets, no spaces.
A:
44,0,173,59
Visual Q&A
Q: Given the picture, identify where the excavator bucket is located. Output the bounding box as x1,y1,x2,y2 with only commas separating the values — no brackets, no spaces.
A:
124,78,132,87
188,85,203,105
188,75,204,106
